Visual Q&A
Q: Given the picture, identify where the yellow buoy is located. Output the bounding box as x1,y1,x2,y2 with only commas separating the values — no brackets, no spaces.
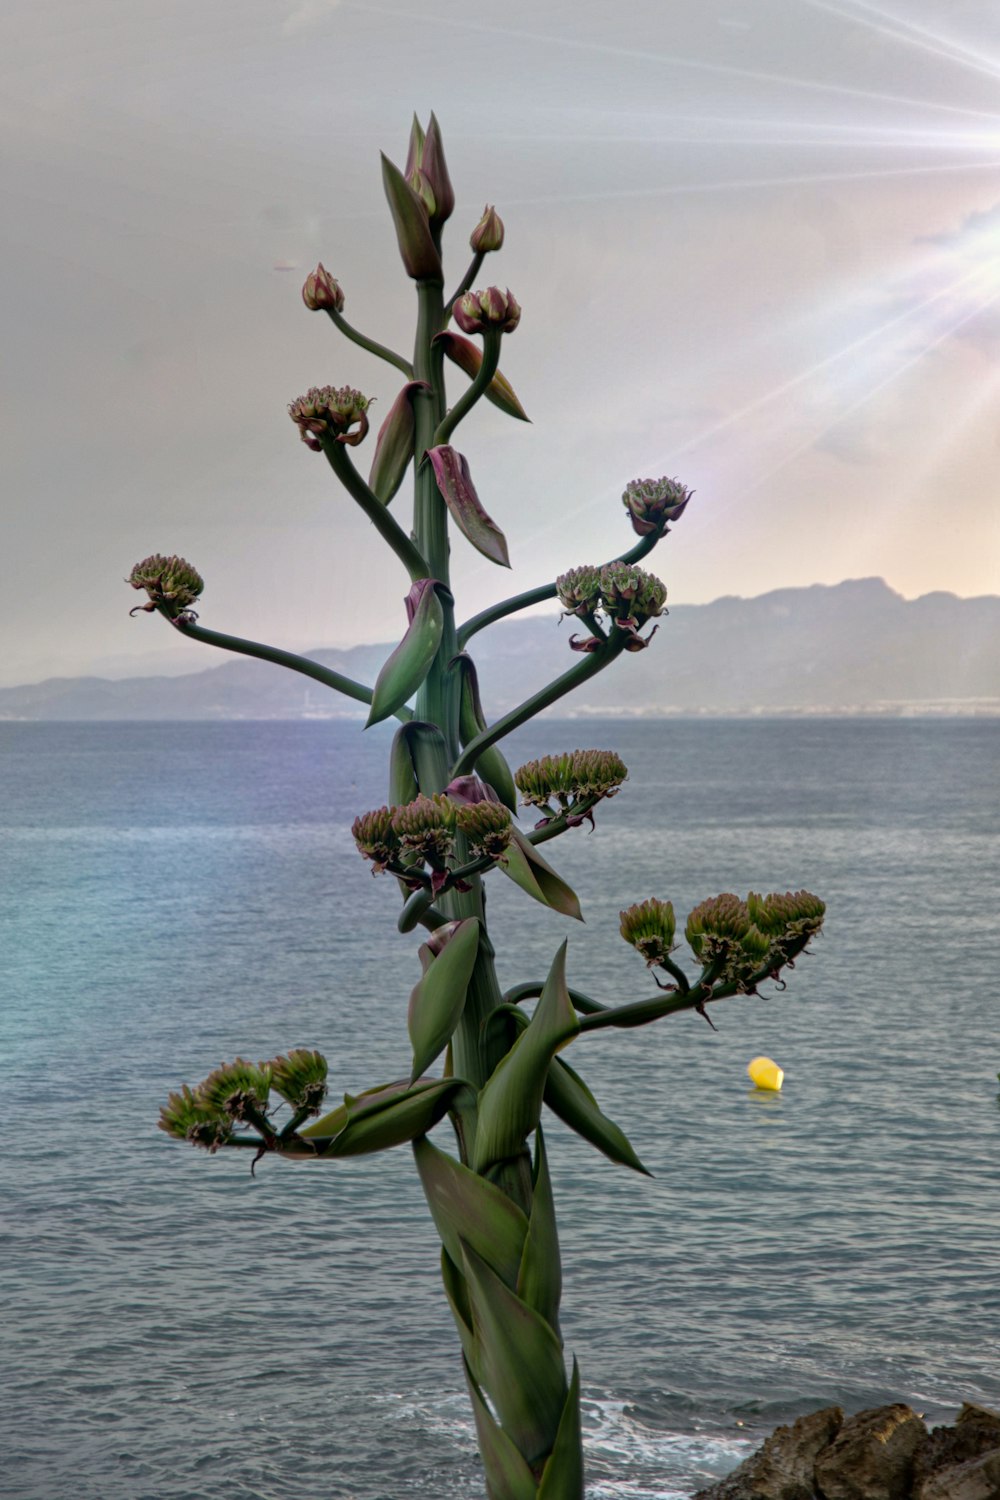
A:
748,1056,784,1091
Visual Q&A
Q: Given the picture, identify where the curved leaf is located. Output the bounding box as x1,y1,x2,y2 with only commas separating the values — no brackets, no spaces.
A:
461,1239,568,1467
367,580,445,727
300,1076,471,1157
428,446,511,568
474,942,579,1174
435,330,531,422
408,917,481,1080
537,1359,584,1500
463,1356,538,1500
543,1054,650,1175
414,1136,528,1288
517,1128,562,1333
368,381,427,504
499,830,583,921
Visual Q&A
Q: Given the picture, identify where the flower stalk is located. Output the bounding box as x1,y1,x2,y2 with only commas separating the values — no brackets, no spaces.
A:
140,114,827,1499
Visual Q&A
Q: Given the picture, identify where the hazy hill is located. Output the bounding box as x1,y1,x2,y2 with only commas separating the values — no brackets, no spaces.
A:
1,579,998,720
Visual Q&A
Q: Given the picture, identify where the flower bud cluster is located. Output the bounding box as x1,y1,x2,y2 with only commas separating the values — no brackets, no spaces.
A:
515,749,627,826
622,476,693,536
159,1048,331,1150
685,889,825,992
556,562,667,650
353,792,513,888
269,1048,329,1114
128,555,204,619
619,898,677,968
288,385,371,450
301,263,345,313
452,286,521,335
454,798,513,860
198,1058,273,1123
158,1083,233,1152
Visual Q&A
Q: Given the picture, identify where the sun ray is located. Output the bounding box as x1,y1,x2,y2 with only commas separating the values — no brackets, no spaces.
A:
803,0,1000,87
693,275,1000,527
502,156,1000,210
358,0,1000,126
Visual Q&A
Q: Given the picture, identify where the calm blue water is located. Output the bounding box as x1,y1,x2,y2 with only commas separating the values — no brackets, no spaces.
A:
2,719,999,1500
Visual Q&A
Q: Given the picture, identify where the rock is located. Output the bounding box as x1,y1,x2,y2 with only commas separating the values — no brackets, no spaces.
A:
916,1447,1000,1500
914,1402,1000,1495
814,1403,928,1500
692,1405,844,1500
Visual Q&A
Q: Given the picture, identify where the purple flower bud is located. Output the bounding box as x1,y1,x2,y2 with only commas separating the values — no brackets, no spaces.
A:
452,286,521,336
470,204,505,254
301,263,345,313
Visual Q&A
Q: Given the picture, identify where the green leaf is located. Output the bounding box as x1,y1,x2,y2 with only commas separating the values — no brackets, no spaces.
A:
516,1128,562,1333
454,652,519,813
498,830,583,921
474,942,579,1174
440,1247,480,1380
408,917,481,1081
380,152,443,281
367,580,446,727
537,1359,584,1499
368,381,426,504
544,1055,651,1176
300,1076,471,1157
388,718,451,805
462,1356,538,1500
413,1138,530,1296
436,331,531,422
461,1239,568,1467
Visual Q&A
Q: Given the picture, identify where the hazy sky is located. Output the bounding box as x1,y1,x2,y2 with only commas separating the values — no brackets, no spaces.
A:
4,0,1000,685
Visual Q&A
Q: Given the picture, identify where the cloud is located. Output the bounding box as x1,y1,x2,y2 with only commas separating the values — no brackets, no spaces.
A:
281,0,341,36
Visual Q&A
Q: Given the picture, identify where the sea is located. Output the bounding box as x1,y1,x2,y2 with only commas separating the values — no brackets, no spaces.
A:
2,717,998,1500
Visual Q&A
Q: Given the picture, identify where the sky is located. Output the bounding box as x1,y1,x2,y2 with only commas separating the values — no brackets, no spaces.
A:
3,0,1000,686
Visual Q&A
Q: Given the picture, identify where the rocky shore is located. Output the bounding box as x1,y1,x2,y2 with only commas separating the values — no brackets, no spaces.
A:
694,1401,1000,1500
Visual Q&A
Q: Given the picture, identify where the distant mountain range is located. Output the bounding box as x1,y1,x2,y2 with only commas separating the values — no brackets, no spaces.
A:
2,579,998,720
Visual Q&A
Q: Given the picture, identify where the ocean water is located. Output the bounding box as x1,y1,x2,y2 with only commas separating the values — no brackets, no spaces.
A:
2,718,998,1500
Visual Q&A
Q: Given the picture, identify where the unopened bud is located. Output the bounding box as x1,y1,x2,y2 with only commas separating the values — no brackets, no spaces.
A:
352,805,400,873
747,890,826,940
266,1049,329,1114
515,750,627,811
197,1058,272,1124
302,263,345,313
453,286,521,335
392,793,457,865
470,204,505,254
158,1084,232,1152
619,898,677,968
454,800,512,860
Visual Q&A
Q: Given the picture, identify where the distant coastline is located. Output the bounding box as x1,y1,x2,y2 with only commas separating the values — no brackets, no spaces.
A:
2,578,997,721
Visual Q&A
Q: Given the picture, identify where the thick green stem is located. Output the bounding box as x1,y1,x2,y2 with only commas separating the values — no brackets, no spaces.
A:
323,440,430,581
502,981,607,1016
457,527,664,648
452,635,627,777
168,616,411,720
433,327,501,446
326,308,414,378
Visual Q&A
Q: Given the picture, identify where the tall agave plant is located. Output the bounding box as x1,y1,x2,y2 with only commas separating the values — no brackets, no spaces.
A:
140,115,825,1498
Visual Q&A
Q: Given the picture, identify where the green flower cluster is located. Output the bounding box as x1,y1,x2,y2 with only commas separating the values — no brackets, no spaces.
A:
685,890,826,991
128,555,204,618
515,749,627,824
159,1049,329,1150
619,897,676,968
556,562,667,650
352,793,512,884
